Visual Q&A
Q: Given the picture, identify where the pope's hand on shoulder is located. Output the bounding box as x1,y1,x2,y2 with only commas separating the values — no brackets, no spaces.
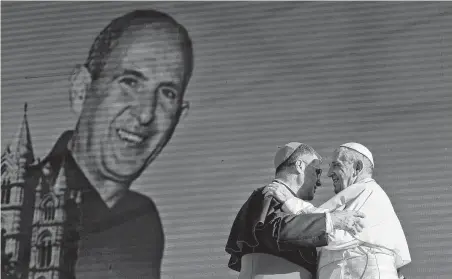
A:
262,183,294,203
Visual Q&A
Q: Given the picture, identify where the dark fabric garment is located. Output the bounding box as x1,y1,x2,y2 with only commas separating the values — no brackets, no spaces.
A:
37,131,164,279
225,187,329,276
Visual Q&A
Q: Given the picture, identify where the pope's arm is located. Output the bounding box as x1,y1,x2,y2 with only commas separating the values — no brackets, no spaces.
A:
281,196,367,249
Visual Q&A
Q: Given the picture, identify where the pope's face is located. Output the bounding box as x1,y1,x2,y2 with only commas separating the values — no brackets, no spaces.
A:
77,23,189,182
327,149,355,193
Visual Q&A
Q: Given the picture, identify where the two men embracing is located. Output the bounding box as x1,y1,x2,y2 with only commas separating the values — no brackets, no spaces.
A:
225,142,410,279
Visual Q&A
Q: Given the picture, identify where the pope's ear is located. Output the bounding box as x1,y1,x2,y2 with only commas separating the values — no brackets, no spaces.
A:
355,160,364,173
69,64,92,116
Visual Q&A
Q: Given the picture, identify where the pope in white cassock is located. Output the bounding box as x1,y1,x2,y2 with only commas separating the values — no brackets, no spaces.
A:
268,142,411,279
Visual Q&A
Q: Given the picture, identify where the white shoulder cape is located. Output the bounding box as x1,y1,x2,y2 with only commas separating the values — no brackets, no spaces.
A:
315,179,411,269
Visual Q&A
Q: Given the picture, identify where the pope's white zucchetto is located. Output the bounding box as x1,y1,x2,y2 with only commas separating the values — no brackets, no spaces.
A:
340,142,374,167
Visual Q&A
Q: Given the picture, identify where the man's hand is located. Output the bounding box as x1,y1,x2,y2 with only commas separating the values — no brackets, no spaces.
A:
330,211,366,236
262,183,294,203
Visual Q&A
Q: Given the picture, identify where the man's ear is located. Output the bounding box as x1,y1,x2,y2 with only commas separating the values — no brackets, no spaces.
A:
180,100,190,119
295,160,305,174
69,64,92,117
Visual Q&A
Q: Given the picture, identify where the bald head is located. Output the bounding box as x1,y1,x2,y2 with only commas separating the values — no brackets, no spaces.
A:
85,10,193,85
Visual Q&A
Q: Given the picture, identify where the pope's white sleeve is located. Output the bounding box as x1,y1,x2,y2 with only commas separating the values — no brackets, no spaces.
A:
281,197,333,234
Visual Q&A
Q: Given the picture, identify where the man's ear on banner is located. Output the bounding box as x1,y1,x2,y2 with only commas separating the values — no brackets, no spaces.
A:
69,64,92,117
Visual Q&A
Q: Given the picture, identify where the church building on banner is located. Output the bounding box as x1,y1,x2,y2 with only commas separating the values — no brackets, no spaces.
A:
1,104,81,279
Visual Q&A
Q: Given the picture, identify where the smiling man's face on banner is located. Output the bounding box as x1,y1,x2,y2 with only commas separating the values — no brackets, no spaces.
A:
74,22,191,183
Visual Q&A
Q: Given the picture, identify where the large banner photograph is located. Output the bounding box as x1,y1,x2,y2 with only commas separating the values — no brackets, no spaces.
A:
1,2,451,279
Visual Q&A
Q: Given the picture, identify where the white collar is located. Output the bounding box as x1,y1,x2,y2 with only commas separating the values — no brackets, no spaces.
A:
358,177,375,184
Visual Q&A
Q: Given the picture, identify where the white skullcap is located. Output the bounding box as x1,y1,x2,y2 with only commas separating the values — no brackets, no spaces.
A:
340,142,374,167
274,142,303,169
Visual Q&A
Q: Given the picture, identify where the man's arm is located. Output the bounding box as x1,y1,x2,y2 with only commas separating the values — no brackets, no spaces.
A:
279,196,362,248
263,184,327,214
255,210,330,251
282,197,329,214
262,185,366,247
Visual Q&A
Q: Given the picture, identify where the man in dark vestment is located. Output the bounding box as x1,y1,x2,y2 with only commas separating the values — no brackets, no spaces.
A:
34,9,193,279
225,142,366,279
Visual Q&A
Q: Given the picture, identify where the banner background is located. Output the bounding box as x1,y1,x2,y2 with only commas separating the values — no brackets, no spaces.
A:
2,2,451,278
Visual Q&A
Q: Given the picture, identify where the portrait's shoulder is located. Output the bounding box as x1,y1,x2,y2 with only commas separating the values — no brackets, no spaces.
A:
37,130,74,167
121,190,159,215
27,131,73,175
